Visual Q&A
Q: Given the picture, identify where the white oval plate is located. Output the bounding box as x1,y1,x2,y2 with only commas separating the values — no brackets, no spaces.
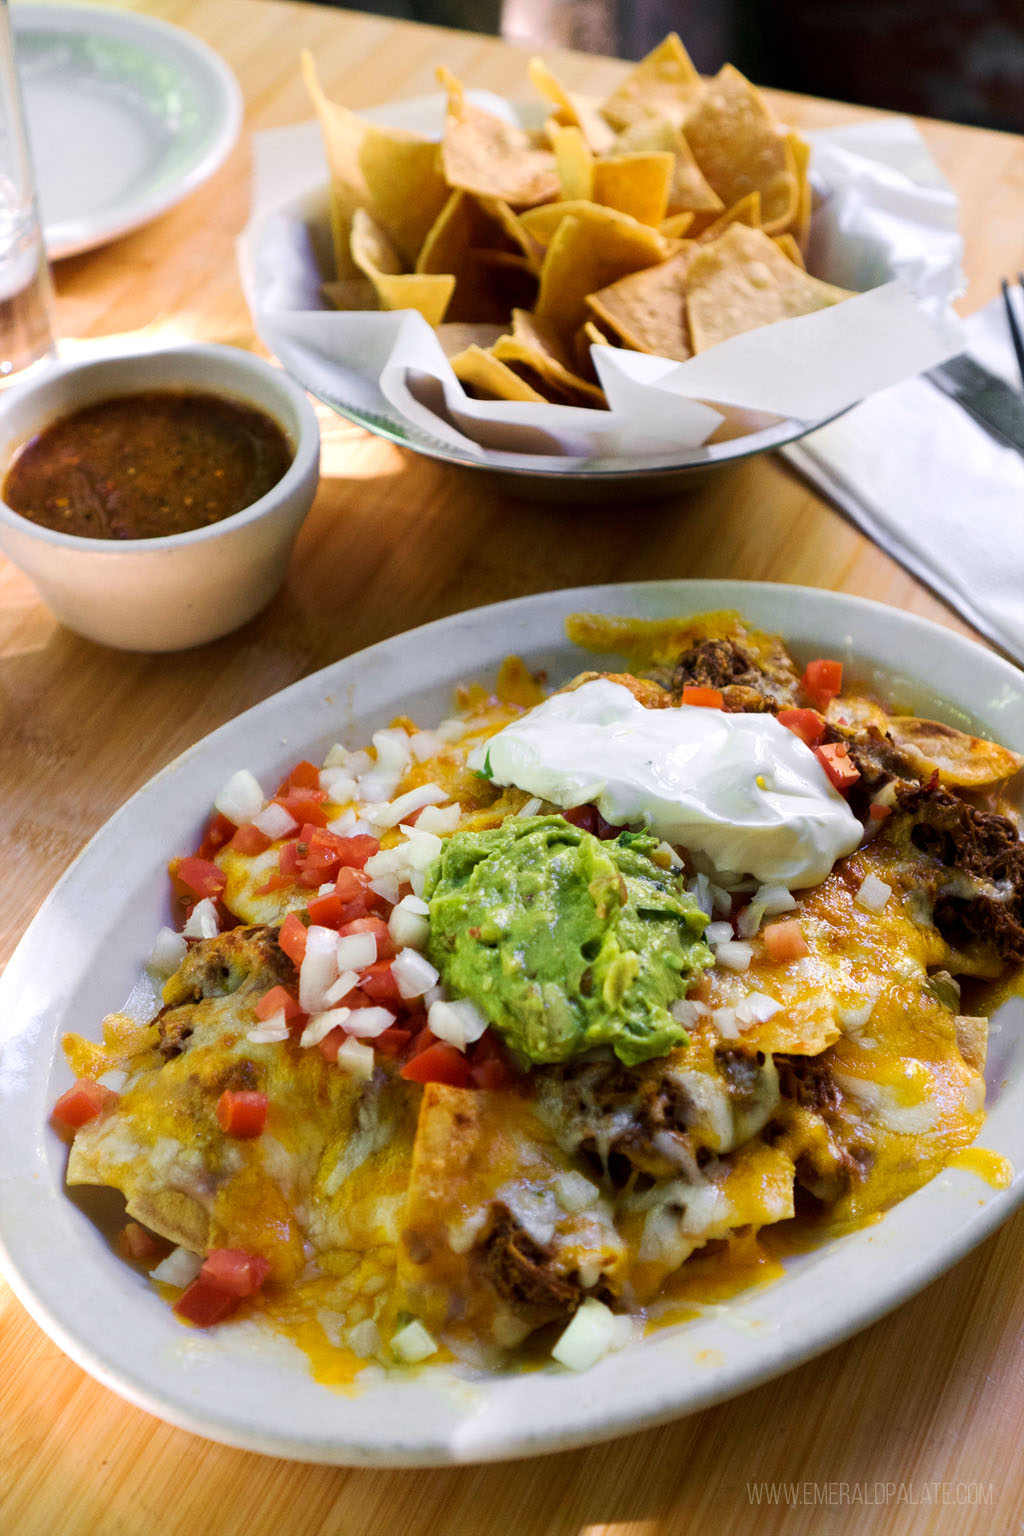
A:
13,4,242,259
1,581,1023,1466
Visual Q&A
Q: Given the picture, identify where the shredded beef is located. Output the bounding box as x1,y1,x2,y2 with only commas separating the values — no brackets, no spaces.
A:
547,1058,695,1181
671,638,782,710
775,1055,841,1115
480,1203,581,1326
156,924,296,1058
894,782,1024,961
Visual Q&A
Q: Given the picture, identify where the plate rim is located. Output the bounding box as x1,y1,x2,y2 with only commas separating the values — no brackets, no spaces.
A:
14,1,243,259
1,579,1023,1465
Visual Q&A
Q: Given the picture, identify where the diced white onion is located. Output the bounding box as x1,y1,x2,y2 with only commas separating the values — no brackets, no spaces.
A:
734,991,782,1027
670,997,710,1027
715,940,753,973
554,1172,600,1212
388,894,431,950
515,797,543,818
322,968,360,1006
408,730,443,762
710,882,733,915
371,727,411,776
320,767,357,803
392,948,439,1000
299,924,340,1013
423,983,445,1007
336,932,377,970
343,1005,397,1039
335,1035,375,1079
150,1247,203,1287
687,873,712,917
836,999,875,1030
856,873,892,913
705,921,734,945
368,874,401,906
348,1319,381,1359
755,883,797,915
410,869,428,898
326,808,357,835
392,1319,437,1364
712,1005,739,1040
253,801,298,840
147,926,188,978
300,1007,352,1047
962,1076,985,1114
399,825,443,870
415,802,461,834
736,903,766,940
552,1299,619,1371
653,840,684,869
367,783,448,832
323,744,373,775
428,997,489,1051
183,898,219,940
247,1009,290,1044
364,846,412,883
214,768,265,826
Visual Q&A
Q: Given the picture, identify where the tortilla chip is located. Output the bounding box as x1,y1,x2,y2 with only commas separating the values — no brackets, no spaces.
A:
435,321,506,359
468,248,539,317
592,152,674,226
660,212,695,238
884,718,1024,788
601,33,703,130
550,124,595,202
301,51,448,273
449,343,548,402
529,56,616,154
573,319,615,381
438,66,560,208
696,190,762,243
535,208,671,334
615,117,724,217
350,208,455,325
492,309,608,406
587,245,698,359
477,196,546,272
417,190,502,275
773,231,805,267
788,131,813,250
685,223,852,350
682,64,797,235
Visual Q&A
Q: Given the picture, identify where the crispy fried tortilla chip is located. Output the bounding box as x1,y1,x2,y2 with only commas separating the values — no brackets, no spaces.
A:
550,123,595,202
416,191,521,321
660,212,695,238
478,196,546,272
574,318,615,380
529,55,616,154
615,116,723,216
588,245,698,359
773,231,805,267
592,152,674,226
683,64,799,235
450,343,548,402
439,66,560,208
695,190,762,243
492,309,608,406
535,208,671,334
436,321,506,359
350,208,455,325
686,223,852,350
301,51,448,273
601,33,703,130
885,718,1024,788
788,131,813,250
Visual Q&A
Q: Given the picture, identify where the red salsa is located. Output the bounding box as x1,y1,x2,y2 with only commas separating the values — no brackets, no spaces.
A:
3,389,294,540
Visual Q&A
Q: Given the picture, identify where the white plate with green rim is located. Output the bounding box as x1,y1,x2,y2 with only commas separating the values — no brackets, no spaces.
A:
13,3,242,259
0,581,1022,1464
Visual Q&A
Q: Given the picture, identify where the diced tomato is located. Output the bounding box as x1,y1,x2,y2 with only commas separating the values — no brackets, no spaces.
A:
868,802,892,822
400,1041,472,1087
216,1089,268,1138
173,1278,240,1327
118,1222,166,1263
332,835,380,870
338,915,394,959
407,1023,436,1058
274,794,328,828
777,708,826,748
174,856,228,901
334,866,367,903
196,812,236,860
681,685,725,709
306,892,344,928
815,741,861,792
469,1058,512,1091
359,960,402,1004
200,1248,271,1298
51,1078,118,1134
277,911,309,966
254,872,294,896
763,919,809,962
278,839,303,879
255,985,302,1023
318,1025,369,1062
229,822,272,856
563,805,623,839
802,658,844,712
372,1026,413,1057
276,760,322,795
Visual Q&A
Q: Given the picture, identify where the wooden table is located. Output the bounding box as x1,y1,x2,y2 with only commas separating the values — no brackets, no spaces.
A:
3,4,1024,1532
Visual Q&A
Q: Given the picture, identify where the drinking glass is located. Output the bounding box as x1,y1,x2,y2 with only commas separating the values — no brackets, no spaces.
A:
0,0,55,381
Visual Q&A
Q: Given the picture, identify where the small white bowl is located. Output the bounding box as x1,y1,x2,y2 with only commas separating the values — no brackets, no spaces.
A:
0,344,320,650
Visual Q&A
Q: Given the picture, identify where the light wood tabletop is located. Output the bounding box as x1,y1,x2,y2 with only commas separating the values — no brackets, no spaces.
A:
2,3,1024,1533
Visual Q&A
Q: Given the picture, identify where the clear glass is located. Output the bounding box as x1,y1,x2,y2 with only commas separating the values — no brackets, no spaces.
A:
0,0,54,381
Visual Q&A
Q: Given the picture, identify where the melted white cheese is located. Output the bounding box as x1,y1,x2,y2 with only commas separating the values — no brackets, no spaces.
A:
473,679,861,887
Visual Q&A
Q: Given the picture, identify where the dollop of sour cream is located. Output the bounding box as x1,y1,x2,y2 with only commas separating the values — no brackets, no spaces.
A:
472,678,862,887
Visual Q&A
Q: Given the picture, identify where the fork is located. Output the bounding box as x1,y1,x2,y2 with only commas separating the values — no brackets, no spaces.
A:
1000,274,1024,389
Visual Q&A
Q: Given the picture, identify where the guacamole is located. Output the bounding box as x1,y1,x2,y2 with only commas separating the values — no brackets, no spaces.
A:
424,816,713,1066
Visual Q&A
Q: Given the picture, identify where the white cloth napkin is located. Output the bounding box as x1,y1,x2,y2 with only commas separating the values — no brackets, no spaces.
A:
783,296,1024,666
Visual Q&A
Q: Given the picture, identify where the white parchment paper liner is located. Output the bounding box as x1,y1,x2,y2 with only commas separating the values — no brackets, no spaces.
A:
238,99,968,470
